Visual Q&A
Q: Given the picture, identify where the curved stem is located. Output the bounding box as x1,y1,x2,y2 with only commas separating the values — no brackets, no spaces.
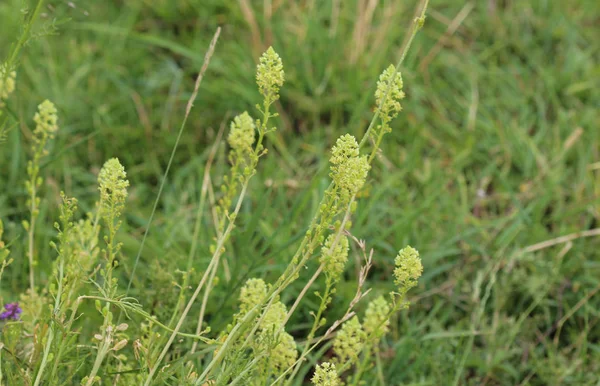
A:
124,27,221,298
358,0,430,149
144,183,248,385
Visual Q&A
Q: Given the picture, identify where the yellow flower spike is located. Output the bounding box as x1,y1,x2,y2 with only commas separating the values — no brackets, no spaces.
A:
98,158,129,221
394,246,423,294
363,295,391,338
320,234,349,281
256,46,285,102
333,316,365,365
0,64,16,107
227,111,256,154
311,362,342,386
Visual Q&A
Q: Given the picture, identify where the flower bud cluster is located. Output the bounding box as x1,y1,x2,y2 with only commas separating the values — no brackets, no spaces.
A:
363,295,391,338
311,362,341,386
329,134,370,197
375,65,405,125
320,234,349,281
333,316,365,365
0,64,16,107
256,47,285,103
98,158,129,221
394,245,423,295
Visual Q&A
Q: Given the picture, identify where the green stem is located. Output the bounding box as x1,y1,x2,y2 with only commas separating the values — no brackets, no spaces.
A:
349,347,372,386
27,174,37,291
123,27,221,299
6,0,46,67
283,273,333,386
33,256,65,385
144,183,249,385
358,0,429,149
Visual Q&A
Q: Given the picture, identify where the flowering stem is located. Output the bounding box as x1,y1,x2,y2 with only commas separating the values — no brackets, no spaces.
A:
358,0,429,150
7,0,44,61
194,305,260,385
27,175,37,291
283,271,334,386
86,203,119,385
144,181,250,385
283,264,323,326
123,27,221,298
349,347,373,386
33,255,66,385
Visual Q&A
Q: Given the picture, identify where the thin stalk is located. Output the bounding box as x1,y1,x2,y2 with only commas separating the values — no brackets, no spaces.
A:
33,322,54,386
86,338,111,386
33,256,63,385
27,178,37,291
191,258,218,353
189,120,228,353
49,211,101,382
283,265,323,326
148,76,275,381
49,297,83,382
144,183,249,385
171,117,226,332
194,305,260,385
76,295,210,341
349,347,372,386
7,0,46,67
124,27,221,298
284,273,333,386
358,0,429,149
86,205,119,385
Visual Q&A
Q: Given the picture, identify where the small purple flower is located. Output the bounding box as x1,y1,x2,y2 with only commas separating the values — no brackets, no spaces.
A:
0,302,22,321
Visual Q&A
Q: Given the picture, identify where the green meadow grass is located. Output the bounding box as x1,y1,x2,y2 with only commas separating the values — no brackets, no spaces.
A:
1,0,599,384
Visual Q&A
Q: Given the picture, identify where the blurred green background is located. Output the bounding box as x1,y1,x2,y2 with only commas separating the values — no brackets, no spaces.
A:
1,0,599,384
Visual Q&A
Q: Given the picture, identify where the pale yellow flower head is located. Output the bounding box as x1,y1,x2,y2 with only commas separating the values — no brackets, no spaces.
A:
227,111,255,153
0,64,16,106
329,134,370,195
363,295,391,338
270,331,298,372
311,362,341,386
375,65,405,122
98,158,129,219
394,246,423,293
261,301,287,330
320,234,349,281
239,278,267,315
256,47,284,102
33,100,59,139
333,316,365,365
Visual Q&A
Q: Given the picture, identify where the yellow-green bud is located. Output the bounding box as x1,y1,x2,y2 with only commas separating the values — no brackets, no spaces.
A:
0,65,16,106
311,362,341,386
330,134,359,165
394,246,423,293
329,134,370,194
98,158,129,219
239,278,267,315
271,331,298,372
333,316,365,365
363,295,390,338
227,111,255,153
261,301,287,330
375,65,405,123
256,47,284,102
320,234,349,281
33,100,59,139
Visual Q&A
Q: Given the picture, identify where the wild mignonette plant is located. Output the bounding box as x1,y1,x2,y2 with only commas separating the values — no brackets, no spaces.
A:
0,2,429,385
